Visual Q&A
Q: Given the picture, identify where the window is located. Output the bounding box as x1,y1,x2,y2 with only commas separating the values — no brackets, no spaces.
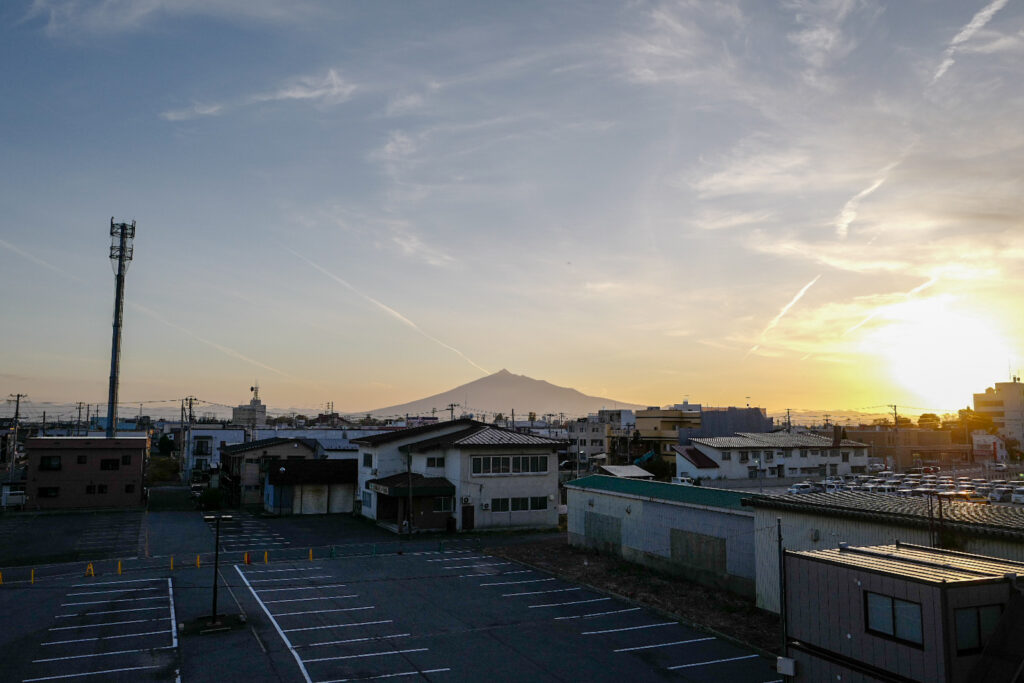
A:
426,456,445,468
865,592,923,646
739,451,749,463
125,484,135,494
245,457,259,464
765,452,774,462
721,451,731,461
433,496,452,512
842,451,850,462
38,486,60,498
97,484,108,494
362,452,373,468
800,450,808,458
530,496,547,510
491,498,510,512
194,439,212,456
590,439,602,447
100,459,120,471
86,484,96,495
362,491,373,509
955,605,1002,655
77,455,87,465
810,450,820,456
39,455,62,471
121,454,132,465
511,497,529,511
474,455,548,475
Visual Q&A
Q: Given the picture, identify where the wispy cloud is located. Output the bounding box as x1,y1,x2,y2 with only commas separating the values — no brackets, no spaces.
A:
844,277,938,335
0,238,85,282
129,303,294,378
784,0,866,89
747,275,822,357
933,0,1011,83
161,68,354,121
289,250,489,375
833,160,900,238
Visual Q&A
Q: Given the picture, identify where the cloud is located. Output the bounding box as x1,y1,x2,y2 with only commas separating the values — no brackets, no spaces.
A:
833,160,900,238
747,275,822,356
691,209,777,231
933,0,1011,83
0,238,86,282
784,0,865,88
161,68,354,121
389,229,454,268
289,249,489,375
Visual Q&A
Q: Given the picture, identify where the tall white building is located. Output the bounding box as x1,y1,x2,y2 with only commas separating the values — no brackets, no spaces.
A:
974,378,1024,445
232,386,268,428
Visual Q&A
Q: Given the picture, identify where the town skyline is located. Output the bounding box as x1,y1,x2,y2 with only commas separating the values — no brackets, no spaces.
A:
2,1,1022,415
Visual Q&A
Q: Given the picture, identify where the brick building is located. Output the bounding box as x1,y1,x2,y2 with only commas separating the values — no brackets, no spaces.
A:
26,437,148,510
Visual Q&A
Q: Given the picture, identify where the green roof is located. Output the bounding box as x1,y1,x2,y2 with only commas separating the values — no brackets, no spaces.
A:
565,475,749,511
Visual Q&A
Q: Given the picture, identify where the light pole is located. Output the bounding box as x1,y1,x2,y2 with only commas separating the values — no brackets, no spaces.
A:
204,513,232,625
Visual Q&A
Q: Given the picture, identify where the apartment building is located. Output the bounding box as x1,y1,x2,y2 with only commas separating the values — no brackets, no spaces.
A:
677,432,870,481
635,403,701,460
25,437,148,510
973,377,1024,444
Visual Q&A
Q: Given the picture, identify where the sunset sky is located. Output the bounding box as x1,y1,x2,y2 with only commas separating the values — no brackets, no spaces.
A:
1,0,1022,420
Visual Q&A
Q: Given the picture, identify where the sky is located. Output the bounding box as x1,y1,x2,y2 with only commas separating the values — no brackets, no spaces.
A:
1,0,1022,421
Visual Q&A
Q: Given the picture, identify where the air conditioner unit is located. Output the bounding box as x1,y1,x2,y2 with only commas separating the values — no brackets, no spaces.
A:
371,468,378,476
481,502,490,510
461,496,471,504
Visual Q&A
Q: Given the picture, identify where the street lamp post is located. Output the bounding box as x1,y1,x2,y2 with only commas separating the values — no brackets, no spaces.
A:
204,514,232,625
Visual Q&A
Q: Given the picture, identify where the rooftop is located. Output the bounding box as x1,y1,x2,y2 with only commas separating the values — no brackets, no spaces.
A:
689,432,868,449
791,542,1024,585
748,491,1024,542
220,437,319,455
405,424,565,452
565,475,750,511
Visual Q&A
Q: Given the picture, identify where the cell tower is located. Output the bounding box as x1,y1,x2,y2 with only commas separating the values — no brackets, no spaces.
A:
106,218,136,438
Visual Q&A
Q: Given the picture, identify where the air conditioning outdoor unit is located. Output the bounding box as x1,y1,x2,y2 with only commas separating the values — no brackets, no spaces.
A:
481,502,490,510
371,468,378,476
461,496,471,504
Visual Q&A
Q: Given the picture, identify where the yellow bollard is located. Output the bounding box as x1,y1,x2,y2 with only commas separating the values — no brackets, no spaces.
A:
31,569,35,584
117,560,122,576
264,550,268,564
309,548,313,562
0,570,3,585
196,554,201,569
170,555,174,571
86,563,94,578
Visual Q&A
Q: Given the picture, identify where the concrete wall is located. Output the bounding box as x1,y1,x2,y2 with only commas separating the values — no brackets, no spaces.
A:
455,448,559,531
755,507,1024,613
567,486,755,597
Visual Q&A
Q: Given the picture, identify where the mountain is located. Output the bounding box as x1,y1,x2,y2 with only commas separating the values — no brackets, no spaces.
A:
360,369,645,419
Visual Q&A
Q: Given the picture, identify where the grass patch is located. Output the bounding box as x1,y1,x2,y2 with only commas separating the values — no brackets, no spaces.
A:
146,456,180,485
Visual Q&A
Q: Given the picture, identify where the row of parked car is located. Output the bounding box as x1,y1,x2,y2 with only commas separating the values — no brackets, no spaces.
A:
787,473,1024,505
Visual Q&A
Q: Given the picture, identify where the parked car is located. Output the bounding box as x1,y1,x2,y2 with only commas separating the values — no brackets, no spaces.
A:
1012,487,1024,505
992,462,1008,471
788,483,814,495
989,487,1013,503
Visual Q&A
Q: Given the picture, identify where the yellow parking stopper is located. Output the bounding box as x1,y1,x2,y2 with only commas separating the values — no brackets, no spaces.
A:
85,563,94,577
309,548,313,561
117,560,122,576
31,569,35,584
264,550,268,564
170,555,174,571
196,554,201,568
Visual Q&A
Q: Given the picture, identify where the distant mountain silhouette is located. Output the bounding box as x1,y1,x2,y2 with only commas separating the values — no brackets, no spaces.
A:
360,369,645,419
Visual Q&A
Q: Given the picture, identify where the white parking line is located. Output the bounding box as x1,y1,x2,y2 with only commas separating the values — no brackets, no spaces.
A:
442,562,510,570
249,576,332,583
299,633,411,648
427,556,485,562
56,606,167,618
62,596,167,606
42,630,169,646
503,587,580,597
235,565,312,683
66,587,161,597
72,578,162,587
49,618,163,632
23,665,159,681
283,620,393,633
459,569,531,578
667,654,760,670
582,622,675,635
614,637,715,653
168,577,178,650
530,597,610,609
259,584,348,592
264,595,358,604
555,607,640,621
318,668,451,683
481,578,555,587
243,568,312,575
33,645,173,663
274,606,375,617
304,647,427,664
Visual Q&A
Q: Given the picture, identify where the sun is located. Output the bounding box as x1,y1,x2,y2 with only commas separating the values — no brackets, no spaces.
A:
858,298,1013,411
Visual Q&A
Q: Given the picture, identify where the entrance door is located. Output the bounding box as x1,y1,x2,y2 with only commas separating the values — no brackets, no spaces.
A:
461,505,474,531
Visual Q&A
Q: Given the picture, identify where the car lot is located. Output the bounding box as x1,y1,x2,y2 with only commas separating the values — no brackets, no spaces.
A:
0,510,144,566
232,550,777,682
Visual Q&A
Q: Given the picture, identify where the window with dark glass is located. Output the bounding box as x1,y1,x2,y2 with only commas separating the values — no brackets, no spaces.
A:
955,605,1002,655
38,486,60,498
39,455,62,471
865,592,923,645
77,455,87,464
100,459,119,471
121,454,132,465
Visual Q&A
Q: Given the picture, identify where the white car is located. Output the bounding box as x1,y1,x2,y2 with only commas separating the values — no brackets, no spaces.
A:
1012,488,1024,505
788,483,814,495
990,487,1013,503
992,463,1008,471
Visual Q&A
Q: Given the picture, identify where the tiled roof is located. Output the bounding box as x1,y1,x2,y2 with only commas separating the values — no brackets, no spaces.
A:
791,543,1024,584
351,419,479,446
689,432,868,449
315,439,357,451
404,425,565,452
747,492,1024,541
671,445,720,469
220,437,319,455
565,475,750,511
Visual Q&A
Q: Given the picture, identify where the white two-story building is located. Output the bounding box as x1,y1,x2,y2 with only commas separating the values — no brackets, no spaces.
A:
352,419,564,532
676,432,870,481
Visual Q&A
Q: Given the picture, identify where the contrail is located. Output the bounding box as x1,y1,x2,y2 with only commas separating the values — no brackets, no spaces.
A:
834,161,899,238
933,0,1010,83
129,303,294,379
0,238,86,282
843,277,938,336
289,250,490,375
746,275,822,357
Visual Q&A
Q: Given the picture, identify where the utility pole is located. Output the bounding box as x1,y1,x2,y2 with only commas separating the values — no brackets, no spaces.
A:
75,402,84,436
446,403,459,421
106,218,136,438
7,394,26,468
786,408,792,433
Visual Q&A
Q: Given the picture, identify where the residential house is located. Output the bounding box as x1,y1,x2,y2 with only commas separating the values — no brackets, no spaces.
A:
25,437,147,510
782,542,1024,682
676,432,870,481
353,419,564,533
186,427,245,480
264,459,357,515
219,438,318,507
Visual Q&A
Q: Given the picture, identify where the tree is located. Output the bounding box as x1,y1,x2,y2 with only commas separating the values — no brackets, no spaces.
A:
158,434,173,457
917,413,941,430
